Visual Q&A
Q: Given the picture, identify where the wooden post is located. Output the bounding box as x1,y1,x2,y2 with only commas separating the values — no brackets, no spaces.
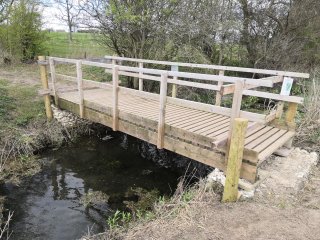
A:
157,73,168,149
76,60,84,118
138,62,143,91
112,65,120,131
215,70,225,106
275,76,285,122
225,80,244,161
38,56,53,121
49,57,58,106
171,65,178,98
222,118,248,202
285,102,298,130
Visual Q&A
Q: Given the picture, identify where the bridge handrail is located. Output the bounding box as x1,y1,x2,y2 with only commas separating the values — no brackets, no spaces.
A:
47,57,305,132
51,57,274,87
104,55,310,79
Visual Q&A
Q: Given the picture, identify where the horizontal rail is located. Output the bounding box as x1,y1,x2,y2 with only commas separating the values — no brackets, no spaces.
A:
117,66,274,87
104,56,310,79
50,57,305,105
242,90,304,104
50,57,274,88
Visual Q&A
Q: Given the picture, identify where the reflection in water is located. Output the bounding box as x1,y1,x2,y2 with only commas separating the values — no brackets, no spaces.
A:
3,133,181,240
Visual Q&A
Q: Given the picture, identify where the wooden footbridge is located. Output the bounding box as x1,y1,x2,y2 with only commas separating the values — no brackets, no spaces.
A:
38,56,309,194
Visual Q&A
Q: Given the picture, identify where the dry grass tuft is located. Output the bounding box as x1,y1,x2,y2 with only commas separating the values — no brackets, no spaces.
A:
85,177,218,240
296,70,320,152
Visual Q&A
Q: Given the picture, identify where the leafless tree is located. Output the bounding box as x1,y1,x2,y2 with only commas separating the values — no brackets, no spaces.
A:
53,0,81,42
0,0,14,23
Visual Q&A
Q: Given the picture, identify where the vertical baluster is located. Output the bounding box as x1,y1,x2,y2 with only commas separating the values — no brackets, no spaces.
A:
139,62,143,91
215,70,225,106
157,73,168,149
112,65,120,131
171,65,178,98
49,57,58,105
76,60,84,118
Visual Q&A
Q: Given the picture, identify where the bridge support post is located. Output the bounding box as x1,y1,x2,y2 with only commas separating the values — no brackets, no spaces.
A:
38,56,53,121
223,118,248,202
157,73,168,149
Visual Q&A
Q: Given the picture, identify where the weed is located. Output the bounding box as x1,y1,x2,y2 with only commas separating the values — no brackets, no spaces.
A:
107,210,132,229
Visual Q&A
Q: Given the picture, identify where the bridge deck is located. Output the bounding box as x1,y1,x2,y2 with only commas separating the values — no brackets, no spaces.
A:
54,87,295,183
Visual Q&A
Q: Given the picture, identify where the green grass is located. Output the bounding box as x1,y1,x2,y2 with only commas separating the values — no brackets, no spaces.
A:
43,32,113,58
0,79,44,128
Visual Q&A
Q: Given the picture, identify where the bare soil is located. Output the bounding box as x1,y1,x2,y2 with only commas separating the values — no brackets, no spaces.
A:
121,165,320,240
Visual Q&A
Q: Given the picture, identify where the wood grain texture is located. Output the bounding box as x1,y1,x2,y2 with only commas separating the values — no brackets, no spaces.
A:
223,118,248,202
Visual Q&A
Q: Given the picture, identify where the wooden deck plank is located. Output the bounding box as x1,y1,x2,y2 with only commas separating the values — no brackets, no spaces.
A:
258,132,295,164
183,114,223,130
170,112,216,127
198,118,231,135
192,117,229,134
245,128,280,149
244,126,273,145
253,129,287,153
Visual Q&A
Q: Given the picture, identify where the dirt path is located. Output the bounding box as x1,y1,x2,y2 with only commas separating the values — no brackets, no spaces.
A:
121,166,320,240
0,64,40,85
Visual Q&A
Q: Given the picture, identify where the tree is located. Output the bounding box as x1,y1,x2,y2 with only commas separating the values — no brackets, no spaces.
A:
80,0,179,59
53,0,81,42
0,0,14,23
0,0,45,62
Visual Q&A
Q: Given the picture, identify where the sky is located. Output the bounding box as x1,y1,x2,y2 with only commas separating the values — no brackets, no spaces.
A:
42,3,69,31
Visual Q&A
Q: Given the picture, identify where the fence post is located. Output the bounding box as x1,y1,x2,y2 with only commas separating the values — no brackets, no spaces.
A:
157,73,168,149
215,70,225,106
222,118,248,202
139,62,143,91
76,60,84,118
112,65,120,131
225,79,244,161
49,57,58,106
285,102,298,130
275,76,285,121
171,65,178,98
38,56,53,121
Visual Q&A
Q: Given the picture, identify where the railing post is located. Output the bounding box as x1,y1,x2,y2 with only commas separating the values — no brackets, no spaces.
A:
225,79,244,161
171,65,178,98
215,70,225,106
112,65,120,131
275,76,285,121
285,102,298,130
157,73,168,149
38,56,53,121
49,57,58,106
223,118,248,202
76,60,84,118
139,62,143,91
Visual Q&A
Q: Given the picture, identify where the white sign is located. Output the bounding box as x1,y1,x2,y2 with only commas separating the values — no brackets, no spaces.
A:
280,77,294,96
171,65,179,72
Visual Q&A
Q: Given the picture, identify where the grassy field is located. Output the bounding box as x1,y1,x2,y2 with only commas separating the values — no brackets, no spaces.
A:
44,32,113,58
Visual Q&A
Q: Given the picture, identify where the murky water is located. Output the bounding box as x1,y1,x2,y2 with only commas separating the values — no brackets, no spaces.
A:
2,133,181,240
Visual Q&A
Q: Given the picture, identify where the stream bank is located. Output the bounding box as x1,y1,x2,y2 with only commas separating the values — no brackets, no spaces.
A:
1,128,212,240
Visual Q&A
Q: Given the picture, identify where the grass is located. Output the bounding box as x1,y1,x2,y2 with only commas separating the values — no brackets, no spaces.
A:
43,32,113,58
0,79,44,128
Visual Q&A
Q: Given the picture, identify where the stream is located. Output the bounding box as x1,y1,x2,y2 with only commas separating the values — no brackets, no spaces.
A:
1,132,183,240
